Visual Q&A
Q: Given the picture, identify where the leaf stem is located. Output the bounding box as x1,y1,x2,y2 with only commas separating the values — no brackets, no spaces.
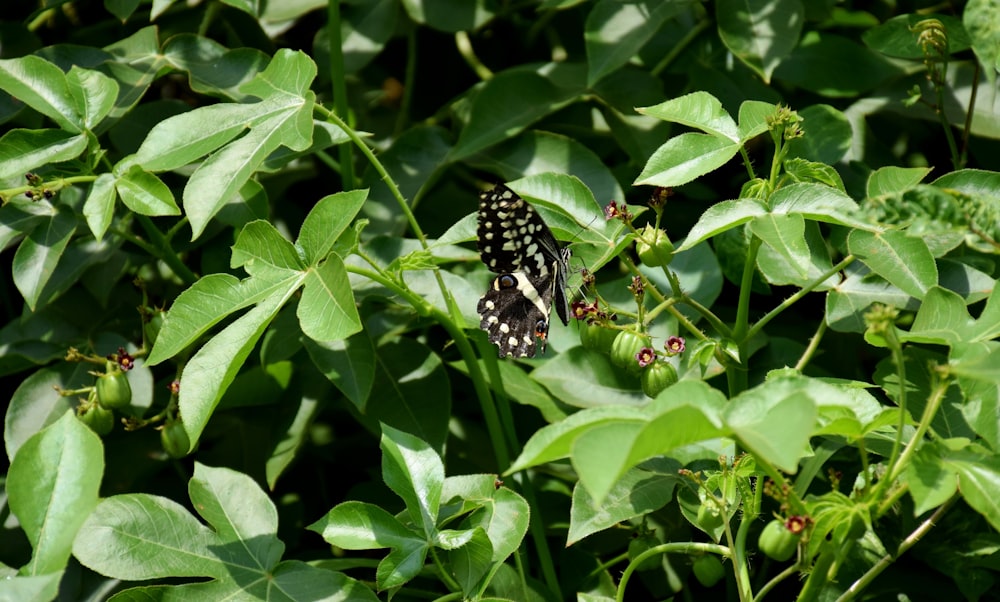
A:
836,496,956,602
326,0,356,189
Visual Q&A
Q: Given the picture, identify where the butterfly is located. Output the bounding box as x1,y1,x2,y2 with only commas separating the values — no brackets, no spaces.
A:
477,183,571,358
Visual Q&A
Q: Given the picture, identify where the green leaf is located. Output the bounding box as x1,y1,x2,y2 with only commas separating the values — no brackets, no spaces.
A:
633,132,740,187
717,0,804,82
724,376,820,473
677,198,768,252
0,55,81,132
866,166,934,198
774,32,902,96
847,229,938,299
400,0,495,33
183,107,313,240
585,0,687,86
134,102,262,171
750,213,811,279
826,263,916,333
904,286,975,345
219,0,259,17
105,0,141,21
308,500,426,550
468,130,624,206
4,363,89,461
296,189,369,265
303,330,376,407
9,412,103,575
757,219,837,289
508,405,648,473
574,385,728,503
0,573,61,600
906,443,958,516
864,14,972,59
365,339,451,452
445,528,493,595
637,91,740,141
946,450,1000,532
362,126,452,235
231,220,305,273
964,0,1000,74
531,347,646,409
568,463,680,545
266,395,321,490
74,492,220,579
66,66,118,129
0,129,88,180
12,205,76,311
769,182,867,227
74,462,377,599
473,486,529,563
178,289,294,452
298,253,363,342
83,173,117,241
450,67,584,160
337,0,400,74
147,273,290,365
785,104,851,164
737,100,777,142
114,164,181,216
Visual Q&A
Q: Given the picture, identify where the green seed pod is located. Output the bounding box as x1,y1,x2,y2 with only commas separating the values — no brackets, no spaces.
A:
641,360,678,398
579,322,618,354
635,225,674,267
96,369,132,409
79,404,115,436
692,555,725,587
610,330,651,376
161,422,191,458
758,519,800,562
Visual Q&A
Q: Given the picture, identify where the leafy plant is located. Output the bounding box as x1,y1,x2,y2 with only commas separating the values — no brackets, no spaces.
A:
2,1,1000,601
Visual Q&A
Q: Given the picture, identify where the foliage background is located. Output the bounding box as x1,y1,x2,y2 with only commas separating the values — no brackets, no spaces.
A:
2,0,1000,601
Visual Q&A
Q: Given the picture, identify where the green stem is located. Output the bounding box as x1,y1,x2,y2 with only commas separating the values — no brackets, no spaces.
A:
326,0,356,190
617,543,731,602
885,370,950,496
747,255,855,341
836,496,956,602
868,325,908,504
393,27,418,137
649,18,711,77
132,215,199,285
455,31,492,80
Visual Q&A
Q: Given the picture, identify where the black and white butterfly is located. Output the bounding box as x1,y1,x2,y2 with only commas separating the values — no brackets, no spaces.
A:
477,183,571,358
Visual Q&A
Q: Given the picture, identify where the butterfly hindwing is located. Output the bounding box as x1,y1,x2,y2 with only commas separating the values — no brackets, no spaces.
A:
478,272,554,358
477,184,570,358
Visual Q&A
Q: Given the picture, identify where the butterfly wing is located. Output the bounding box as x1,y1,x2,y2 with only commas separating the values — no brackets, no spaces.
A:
478,272,555,358
477,184,570,358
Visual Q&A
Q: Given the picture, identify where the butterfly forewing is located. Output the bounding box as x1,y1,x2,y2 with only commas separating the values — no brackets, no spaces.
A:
477,184,571,358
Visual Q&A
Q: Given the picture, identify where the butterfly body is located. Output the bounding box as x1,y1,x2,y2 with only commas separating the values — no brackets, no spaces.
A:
477,184,570,358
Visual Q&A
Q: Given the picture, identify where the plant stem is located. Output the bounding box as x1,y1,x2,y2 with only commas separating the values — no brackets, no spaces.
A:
326,0,356,189
836,496,956,601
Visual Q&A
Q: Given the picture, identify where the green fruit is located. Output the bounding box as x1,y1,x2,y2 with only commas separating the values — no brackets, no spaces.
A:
758,519,799,562
96,369,132,409
696,502,725,532
144,309,165,346
628,534,662,572
610,330,651,376
579,322,617,354
161,422,191,458
641,360,678,398
79,404,115,435
692,555,725,587
635,225,674,267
